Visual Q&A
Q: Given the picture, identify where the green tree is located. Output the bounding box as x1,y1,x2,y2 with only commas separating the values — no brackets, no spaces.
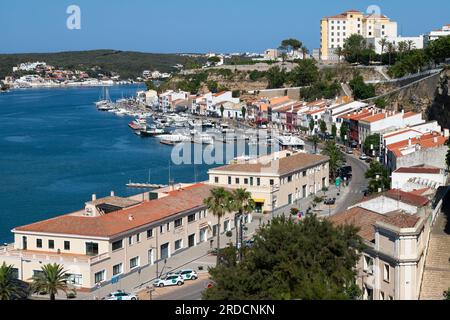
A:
444,289,450,300
340,123,349,145
203,216,364,300
207,80,219,93
426,35,450,64
309,118,315,134
343,34,367,63
230,189,255,261
208,56,221,65
374,97,387,109
336,46,344,64
31,263,69,301
363,134,380,156
204,188,233,266
0,262,27,300
365,161,391,194
266,66,286,89
331,124,337,139
309,135,320,154
322,141,344,181
378,38,388,63
349,74,375,100
145,80,157,91
289,60,319,87
320,120,327,136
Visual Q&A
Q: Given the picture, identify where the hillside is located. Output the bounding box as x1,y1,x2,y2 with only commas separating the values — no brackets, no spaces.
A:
0,50,206,79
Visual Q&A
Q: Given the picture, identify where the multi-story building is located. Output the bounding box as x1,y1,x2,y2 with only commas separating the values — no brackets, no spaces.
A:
427,24,450,42
158,90,189,112
330,190,433,300
208,150,330,213
320,10,397,60
0,184,237,291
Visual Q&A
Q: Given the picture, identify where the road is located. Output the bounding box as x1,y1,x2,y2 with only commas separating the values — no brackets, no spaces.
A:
333,153,369,214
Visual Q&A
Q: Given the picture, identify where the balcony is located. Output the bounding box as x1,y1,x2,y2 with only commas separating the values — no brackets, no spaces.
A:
0,244,110,266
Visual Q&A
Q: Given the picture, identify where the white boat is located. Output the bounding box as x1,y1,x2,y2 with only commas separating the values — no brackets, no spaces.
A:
193,133,214,145
156,134,191,144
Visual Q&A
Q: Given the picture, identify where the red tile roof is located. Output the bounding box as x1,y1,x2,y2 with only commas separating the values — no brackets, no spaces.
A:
14,184,216,238
384,189,430,207
394,167,441,174
329,207,420,242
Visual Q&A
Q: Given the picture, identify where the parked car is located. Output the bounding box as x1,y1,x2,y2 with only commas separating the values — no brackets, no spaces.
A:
346,148,354,154
153,275,184,287
359,154,368,161
104,291,138,301
170,269,198,281
324,198,336,205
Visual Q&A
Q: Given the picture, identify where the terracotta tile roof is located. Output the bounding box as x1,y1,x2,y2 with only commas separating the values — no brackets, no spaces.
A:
403,112,418,118
384,189,430,207
210,153,329,176
213,91,227,97
329,207,420,242
384,129,421,139
408,188,431,196
387,133,448,157
360,113,390,123
340,109,373,121
14,184,216,238
269,96,290,105
394,166,441,174
87,196,140,208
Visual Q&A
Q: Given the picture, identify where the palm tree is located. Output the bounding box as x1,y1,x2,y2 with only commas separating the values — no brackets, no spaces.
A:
386,42,396,65
367,43,376,63
230,189,255,261
406,40,415,51
336,46,343,64
301,46,309,60
32,263,69,300
397,41,408,57
378,38,388,63
0,262,22,300
309,135,320,154
204,188,232,266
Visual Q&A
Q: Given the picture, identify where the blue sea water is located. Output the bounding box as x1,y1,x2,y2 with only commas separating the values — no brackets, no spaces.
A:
0,85,239,243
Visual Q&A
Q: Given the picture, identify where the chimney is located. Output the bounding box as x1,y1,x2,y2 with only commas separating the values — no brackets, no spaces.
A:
92,194,97,201
110,191,115,197
128,214,134,222
444,129,449,138
408,138,412,147
434,137,438,143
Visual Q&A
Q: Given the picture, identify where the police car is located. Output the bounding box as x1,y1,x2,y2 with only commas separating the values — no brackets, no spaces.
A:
153,274,184,287
170,269,199,281
104,291,138,300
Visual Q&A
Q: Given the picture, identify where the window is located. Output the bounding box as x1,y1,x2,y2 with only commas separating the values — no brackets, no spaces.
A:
250,177,254,186
112,240,123,251
270,179,274,186
188,213,196,223
175,239,183,251
228,176,232,185
288,194,293,205
383,264,390,283
94,270,105,284
175,218,183,228
160,225,165,234
64,241,70,251
113,263,123,276
166,223,170,232
147,229,153,239
215,177,219,183
66,273,83,286
136,233,140,243
86,242,98,256
188,234,196,248
287,176,292,183
244,178,249,185
36,239,42,248
364,256,374,274
257,178,261,186
128,236,134,246
235,178,240,184
302,171,307,177
48,240,54,249
130,257,139,269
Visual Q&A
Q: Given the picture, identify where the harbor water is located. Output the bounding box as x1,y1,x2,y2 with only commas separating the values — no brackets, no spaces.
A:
0,85,258,243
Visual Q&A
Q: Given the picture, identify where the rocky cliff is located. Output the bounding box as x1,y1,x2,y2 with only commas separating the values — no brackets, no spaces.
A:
427,70,450,129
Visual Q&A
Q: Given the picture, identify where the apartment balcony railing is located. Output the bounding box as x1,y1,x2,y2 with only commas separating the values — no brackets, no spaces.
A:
0,244,110,265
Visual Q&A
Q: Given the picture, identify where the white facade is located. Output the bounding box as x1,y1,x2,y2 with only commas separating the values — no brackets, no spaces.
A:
392,169,448,191
367,35,425,54
428,24,450,41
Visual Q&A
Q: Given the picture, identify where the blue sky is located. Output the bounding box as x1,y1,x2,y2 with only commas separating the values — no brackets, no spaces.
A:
1,0,449,54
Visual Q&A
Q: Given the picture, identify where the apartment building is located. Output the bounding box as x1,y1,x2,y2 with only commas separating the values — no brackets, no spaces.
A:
159,90,189,112
386,132,449,172
320,10,397,60
0,184,236,291
208,150,330,213
427,24,450,42
392,166,448,192
206,91,241,117
330,190,433,300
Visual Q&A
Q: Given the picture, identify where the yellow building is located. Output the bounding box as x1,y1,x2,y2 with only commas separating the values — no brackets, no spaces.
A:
320,9,398,61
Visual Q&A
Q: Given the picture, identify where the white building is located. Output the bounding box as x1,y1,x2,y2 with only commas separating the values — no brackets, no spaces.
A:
320,10,398,60
392,166,448,191
367,35,425,54
427,24,450,42
158,90,189,112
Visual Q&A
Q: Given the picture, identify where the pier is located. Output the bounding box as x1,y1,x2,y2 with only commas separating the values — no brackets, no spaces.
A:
126,182,168,189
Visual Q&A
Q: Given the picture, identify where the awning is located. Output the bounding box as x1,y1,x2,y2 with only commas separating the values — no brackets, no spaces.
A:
253,199,265,203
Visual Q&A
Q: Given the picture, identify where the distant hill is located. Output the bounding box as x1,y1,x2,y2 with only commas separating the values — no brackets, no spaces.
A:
0,50,206,79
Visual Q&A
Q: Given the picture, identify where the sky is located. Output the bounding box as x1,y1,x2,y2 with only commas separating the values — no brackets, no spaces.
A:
1,0,449,54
